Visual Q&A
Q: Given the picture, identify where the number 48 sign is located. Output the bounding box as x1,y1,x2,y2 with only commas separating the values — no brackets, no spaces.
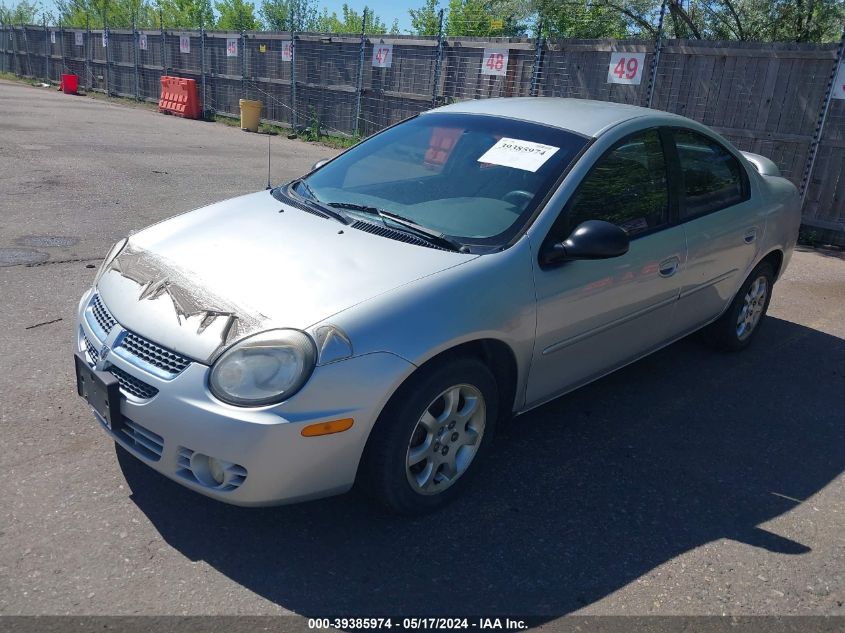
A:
607,52,645,85
481,48,509,76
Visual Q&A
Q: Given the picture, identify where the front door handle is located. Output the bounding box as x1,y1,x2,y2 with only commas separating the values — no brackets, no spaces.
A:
744,228,758,244
659,256,680,278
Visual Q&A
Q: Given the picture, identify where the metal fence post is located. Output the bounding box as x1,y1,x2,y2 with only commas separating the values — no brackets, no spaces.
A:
200,23,206,117
431,9,445,107
43,17,49,83
85,15,91,90
529,20,544,97
353,9,367,136
241,29,247,100
290,24,297,131
21,22,32,78
800,26,845,205
104,19,110,96
645,0,667,109
133,15,140,100
60,20,65,77
160,12,166,79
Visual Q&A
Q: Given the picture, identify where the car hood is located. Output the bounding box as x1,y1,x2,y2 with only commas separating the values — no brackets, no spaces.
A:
96,190,476,363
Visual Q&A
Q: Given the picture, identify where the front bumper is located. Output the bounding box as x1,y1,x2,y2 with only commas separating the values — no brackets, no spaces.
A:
75,289,414,506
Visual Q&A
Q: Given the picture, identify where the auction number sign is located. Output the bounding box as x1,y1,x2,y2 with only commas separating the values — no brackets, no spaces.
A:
75,31,83,46
481,47,508,76
281,39,293,61
50,31,56,44
139,32,147,50
833,61,845,100
101,30,108,48
607,52,645,85
179,34,190,54
226,37,238,57
372,43,393,68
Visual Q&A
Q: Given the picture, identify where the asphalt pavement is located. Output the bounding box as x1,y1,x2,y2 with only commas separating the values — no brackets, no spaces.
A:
0,79,843,622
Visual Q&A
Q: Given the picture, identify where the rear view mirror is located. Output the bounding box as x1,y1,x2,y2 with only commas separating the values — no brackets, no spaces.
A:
540,220,630,266
311,158,330,171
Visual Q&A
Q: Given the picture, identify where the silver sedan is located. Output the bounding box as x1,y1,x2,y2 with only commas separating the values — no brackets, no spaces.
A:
74,97,801,514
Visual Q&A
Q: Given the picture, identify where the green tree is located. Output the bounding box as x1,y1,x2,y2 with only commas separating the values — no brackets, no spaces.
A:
54,0,158,27
314,3,387,34
442,0,526,36
258,0,316,30
215,0,259,30
157,0,215,27
0,0,39,24
409,0,440,35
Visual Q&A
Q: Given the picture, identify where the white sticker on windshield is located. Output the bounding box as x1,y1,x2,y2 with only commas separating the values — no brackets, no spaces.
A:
477,138,559,172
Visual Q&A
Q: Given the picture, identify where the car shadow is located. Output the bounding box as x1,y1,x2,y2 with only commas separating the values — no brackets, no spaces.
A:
117,316,844,617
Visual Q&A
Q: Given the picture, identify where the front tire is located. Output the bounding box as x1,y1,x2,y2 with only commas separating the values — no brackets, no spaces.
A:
703,261,774,352
358,356,498,515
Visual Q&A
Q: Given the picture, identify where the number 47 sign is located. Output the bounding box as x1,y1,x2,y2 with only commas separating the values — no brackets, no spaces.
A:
607,52,645,85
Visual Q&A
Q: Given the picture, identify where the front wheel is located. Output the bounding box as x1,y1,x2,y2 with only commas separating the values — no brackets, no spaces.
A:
357,357,498,515
702,261,774,352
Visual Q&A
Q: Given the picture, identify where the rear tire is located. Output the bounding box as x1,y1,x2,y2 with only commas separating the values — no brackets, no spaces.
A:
702,261,774,352
357,356,498,515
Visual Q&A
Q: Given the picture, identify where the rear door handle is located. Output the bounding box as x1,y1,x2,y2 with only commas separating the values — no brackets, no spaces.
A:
659,256,680,277
744,228,758,244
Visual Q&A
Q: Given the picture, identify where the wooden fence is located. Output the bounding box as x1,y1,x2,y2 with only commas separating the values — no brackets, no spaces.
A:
1,25,843,242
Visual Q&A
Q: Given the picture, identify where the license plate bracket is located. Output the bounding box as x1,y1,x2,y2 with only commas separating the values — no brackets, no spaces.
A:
74,352,123,431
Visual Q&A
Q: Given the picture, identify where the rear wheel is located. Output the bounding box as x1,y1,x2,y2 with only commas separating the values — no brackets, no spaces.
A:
702,261,774,351
358,357,498,515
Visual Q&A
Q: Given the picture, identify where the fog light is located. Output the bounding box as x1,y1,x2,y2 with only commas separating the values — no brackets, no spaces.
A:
208,457,226,485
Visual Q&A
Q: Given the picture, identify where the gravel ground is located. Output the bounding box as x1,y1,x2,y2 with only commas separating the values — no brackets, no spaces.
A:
0,79,843,624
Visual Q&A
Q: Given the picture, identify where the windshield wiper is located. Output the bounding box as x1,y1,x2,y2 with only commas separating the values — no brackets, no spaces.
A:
284,180,350,225
327,202,465,252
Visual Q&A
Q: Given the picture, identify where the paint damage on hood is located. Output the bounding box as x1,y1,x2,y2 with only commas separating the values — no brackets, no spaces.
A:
109,243,267,354
95,190,475,364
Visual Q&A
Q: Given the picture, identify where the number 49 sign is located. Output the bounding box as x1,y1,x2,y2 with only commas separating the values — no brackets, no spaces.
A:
607,52,645,85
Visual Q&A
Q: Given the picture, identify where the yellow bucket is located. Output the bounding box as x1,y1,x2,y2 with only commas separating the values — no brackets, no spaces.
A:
239,99,262,132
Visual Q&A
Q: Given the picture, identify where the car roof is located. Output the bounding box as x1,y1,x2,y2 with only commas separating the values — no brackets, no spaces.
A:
426,97,687,138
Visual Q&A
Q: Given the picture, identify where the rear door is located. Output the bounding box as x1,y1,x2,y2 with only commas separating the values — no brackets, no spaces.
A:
526,128,687,406
669,128,762,334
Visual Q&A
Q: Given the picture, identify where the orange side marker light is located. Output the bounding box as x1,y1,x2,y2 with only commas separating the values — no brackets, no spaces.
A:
301,418,354,437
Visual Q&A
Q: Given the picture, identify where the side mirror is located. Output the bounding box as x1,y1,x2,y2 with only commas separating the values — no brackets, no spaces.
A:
540,220,630,266
311,158,330,172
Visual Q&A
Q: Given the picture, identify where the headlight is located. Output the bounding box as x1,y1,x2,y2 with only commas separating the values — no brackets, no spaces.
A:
209,329,317,407
94,237,127,285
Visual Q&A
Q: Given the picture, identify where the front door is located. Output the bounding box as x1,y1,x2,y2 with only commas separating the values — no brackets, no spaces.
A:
526,128,687,406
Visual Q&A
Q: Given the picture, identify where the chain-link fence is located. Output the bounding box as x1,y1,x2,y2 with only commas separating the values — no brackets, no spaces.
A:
1,18,844,241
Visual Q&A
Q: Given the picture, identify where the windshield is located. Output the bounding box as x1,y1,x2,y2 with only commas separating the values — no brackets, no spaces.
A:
299,113,588,249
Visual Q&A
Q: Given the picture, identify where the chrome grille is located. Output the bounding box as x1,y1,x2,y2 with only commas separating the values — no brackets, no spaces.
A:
84,334,100,364
108,365,159,399
117,418,164,461
121,332,190,375
87,294,192,379
91,294,117,334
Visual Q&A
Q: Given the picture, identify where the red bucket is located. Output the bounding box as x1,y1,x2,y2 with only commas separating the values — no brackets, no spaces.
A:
61,74,78,95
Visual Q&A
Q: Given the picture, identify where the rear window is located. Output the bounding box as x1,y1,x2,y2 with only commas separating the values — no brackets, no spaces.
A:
674,129,748,219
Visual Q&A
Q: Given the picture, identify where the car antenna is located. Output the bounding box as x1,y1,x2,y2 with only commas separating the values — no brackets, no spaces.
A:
265,133,272,190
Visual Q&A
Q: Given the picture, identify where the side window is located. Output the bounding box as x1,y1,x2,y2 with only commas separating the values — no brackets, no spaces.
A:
674,129,748,219
559,129,669,240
